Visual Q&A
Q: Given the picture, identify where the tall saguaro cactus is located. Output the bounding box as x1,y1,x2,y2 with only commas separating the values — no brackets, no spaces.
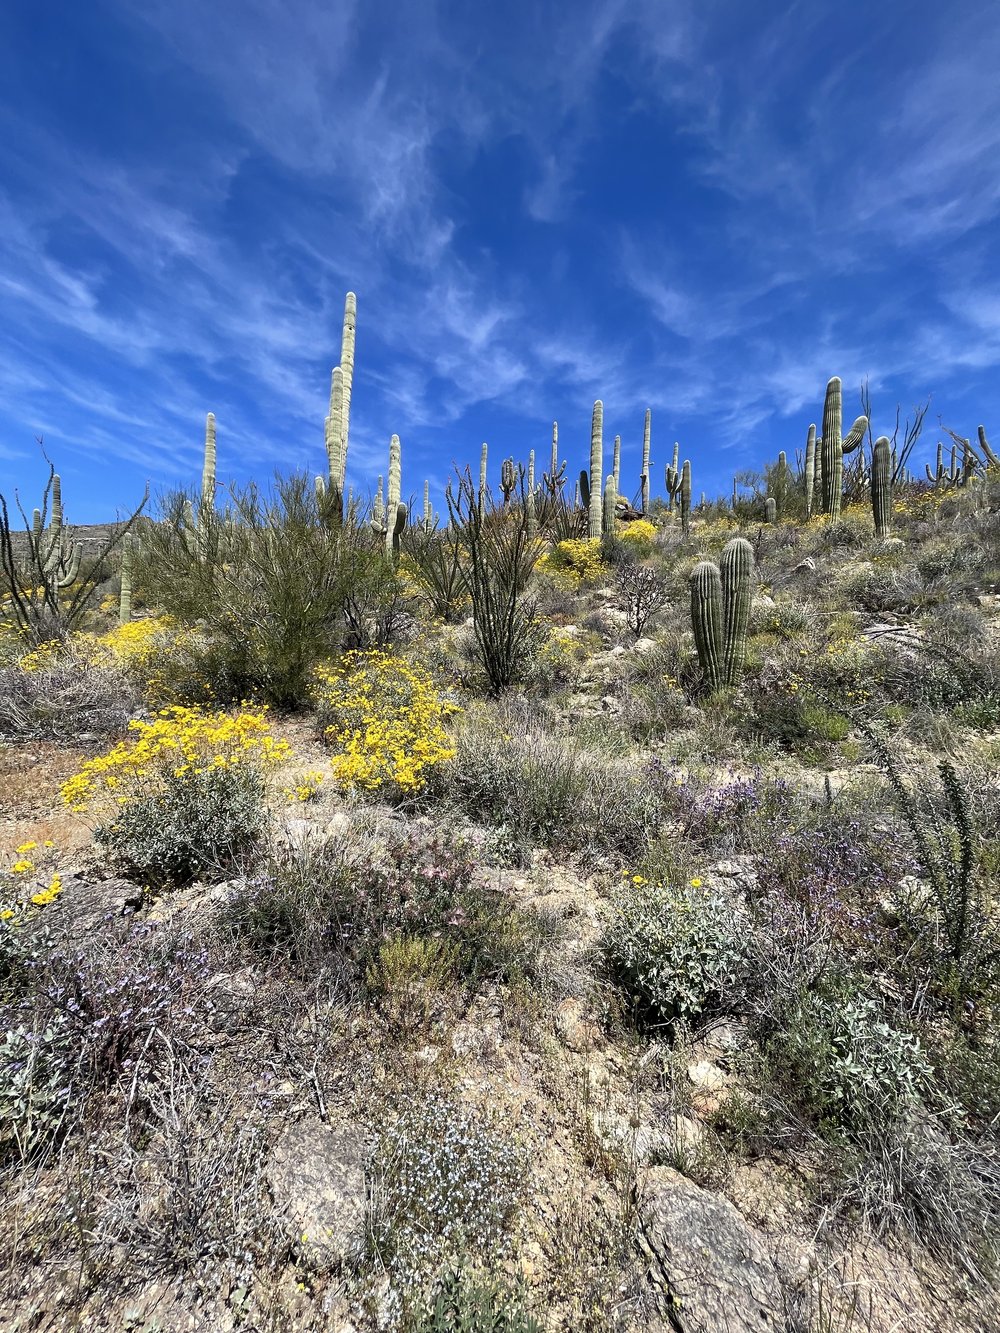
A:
589,400,604,540
479,443,489,516
871,435,892,539
690,537,755,691
680,459,691,536
613,435,621,491
338,292,356,492
119,535,134,625
804,424,817,518
820,377,868,520
526,450,537,539
603,474,617,538
201,413,217,515
386,435,401,555
641,410,651,515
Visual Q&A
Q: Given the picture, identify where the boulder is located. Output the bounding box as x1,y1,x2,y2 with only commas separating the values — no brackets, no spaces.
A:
638,1168,786,1332
266,1117,368,1271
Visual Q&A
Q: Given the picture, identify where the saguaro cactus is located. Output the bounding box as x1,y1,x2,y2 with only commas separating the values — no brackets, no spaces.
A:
527,450,537,539
603,474,617,538
978,425,1000,470
641,410,651,515
386,435,401,555
690,536,755,690
202,413,217,515
613,435,621,491
765,497,777,524
338,292,356,492
479,443,488,515
423,480,433,532
119,536,134,625
804,424,817,518
871,435,892,539
666,443,680,513
589,400,604,540
680,459,691,536
391,502,407,560
500,458,517,505
820,377,868,520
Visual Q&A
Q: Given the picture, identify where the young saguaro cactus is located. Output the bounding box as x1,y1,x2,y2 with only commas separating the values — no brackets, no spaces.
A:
765,497,777,524
820,377,868,520
680,459,691,536
603,474,617,538
690,536,755,690
872,435,892,538
589,400,604,540
119,535,134,625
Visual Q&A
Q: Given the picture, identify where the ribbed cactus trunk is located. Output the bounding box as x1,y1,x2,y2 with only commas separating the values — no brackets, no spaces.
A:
325,366,345,515
424,480,432,532
201,413,217,514
765,497,776,523
500,458,516,505
119,537,133,625
804,424,817,518
589,400,604,540
372,476,385,531
613,435,621,491
602,474,617,538
641,409,651,515
871,436,892,539
338,292,356,492
720,537,753,687
691,561,724,691
680,460,691,536
978,425,999,469
479,443,488,517
820,376,867,520
386,435,401,556
527,450,537,539
551,423,559,481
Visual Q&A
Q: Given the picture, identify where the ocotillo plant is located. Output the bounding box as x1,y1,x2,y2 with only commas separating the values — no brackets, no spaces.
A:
872,436,892,539
641,410,651,515
690,536,755,691
820,376,868,520
589,400,604,540
603,474,617,538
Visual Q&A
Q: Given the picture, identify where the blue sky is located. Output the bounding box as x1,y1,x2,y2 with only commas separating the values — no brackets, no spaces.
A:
2,0,999,522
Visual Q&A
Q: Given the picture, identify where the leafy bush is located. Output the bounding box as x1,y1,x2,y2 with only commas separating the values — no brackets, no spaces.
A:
0,648,136,741
312,650,458,798
0,1018,75,1164
603,878,747,1027
412,1269,541,1333
61,704,289,888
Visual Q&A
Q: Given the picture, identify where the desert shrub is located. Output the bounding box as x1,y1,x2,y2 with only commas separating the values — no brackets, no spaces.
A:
412,1269,541,1333
446,470,544,694
0,645,137,741
603,878,747,1029
0,1017,75,1164
536,538,605,586
312,650,458,799
60,705,288,888
401,524,469,622
137,475,399,706
616,563,669,636
448,706,671,863
371,1091,529,1315
227,827,552,988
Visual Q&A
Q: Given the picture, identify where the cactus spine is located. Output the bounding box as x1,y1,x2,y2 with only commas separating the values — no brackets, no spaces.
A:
871,435,892,539
680,459,691,536
804,424,817,518
603,474,617,538
386,435,401,555
820,377,867,520
690,536,755,691
640,409,651,515
589,400,604,540
765,497,777,523
613,435,621,491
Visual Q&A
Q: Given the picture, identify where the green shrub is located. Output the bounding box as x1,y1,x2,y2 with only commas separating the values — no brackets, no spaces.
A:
96,764,268,890
412,1269,541,1333
603,879,747,1028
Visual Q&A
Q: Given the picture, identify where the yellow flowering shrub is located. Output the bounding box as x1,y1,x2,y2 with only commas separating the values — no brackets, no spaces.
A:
1,840,62,929
60,705,291,815
312,651,458,797
536,538,605,586
619,519,657,546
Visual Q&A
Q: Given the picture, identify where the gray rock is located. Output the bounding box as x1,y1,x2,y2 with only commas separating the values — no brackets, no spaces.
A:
25,875,143,943
267,1117,368,1271
639,1168,786,1332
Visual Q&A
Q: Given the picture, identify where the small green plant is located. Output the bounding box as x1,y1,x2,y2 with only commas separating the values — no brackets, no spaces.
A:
411,1269,542,1333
